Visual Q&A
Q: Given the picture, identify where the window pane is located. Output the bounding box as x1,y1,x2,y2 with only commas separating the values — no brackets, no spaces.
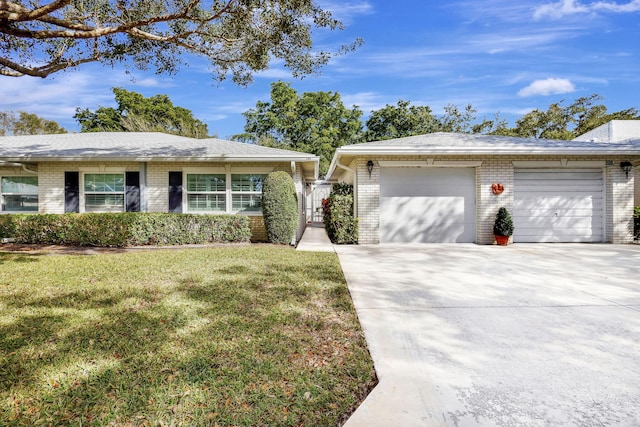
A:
231,174,266,192
232,194,262,212
85,174,125,193
2,195,38,212
187,194,226,211
187,174,226,192
1,176,38,193
85,194,124,212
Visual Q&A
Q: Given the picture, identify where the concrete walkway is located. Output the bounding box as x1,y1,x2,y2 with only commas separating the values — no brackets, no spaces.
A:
296,224,334,252
338,244,640,427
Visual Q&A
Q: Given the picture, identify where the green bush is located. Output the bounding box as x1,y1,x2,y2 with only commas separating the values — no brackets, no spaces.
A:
634,206,640,239
323,183,358,244
262,171,298,244
0,213,251,247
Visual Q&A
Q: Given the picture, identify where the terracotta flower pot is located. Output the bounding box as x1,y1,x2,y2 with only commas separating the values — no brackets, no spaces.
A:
495,235,509,246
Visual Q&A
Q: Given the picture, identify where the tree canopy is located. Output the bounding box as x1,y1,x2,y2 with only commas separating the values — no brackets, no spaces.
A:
492,94,640,139
364,100,505,142
0,110,67,135
240,81,363,174
74,87,209,137
0,0,361,81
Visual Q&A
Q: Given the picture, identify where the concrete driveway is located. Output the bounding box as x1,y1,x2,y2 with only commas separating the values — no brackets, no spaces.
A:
337,244,640,427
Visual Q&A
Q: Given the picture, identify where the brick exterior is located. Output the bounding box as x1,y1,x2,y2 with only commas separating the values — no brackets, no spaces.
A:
345,155,637,245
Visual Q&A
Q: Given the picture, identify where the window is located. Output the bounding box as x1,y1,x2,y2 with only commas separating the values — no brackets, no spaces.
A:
186,174,226,212
1,176,38,212
232,174,266,212
84,173,125,212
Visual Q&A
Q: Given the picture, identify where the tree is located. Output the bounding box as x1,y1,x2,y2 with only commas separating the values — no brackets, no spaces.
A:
364,100,506,141
0,0,361,81
0,111,67,135
492,94,640,140
365,100,438,141
240,81,363,174
74,87,209,137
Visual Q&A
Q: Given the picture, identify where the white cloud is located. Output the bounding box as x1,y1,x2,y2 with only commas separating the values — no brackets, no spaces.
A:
534,0,640,20
517,78,576,97
319,1,374,23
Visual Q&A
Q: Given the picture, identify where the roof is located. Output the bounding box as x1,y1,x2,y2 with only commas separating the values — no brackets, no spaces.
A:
327,132,640,180
0,132,319,180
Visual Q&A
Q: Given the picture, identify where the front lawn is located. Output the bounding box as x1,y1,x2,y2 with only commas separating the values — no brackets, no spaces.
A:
0,246,375,426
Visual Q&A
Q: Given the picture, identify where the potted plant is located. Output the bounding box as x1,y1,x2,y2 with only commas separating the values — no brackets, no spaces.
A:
493,207,514,245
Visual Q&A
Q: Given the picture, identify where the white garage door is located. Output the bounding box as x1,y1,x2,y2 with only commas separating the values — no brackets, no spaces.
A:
380,168,476,243
513,169,604,243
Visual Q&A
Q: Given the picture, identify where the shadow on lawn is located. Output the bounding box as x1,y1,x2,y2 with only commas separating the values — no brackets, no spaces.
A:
0,249,374,426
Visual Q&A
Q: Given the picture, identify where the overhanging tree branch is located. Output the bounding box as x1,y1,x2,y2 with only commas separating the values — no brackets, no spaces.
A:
0,0,355,80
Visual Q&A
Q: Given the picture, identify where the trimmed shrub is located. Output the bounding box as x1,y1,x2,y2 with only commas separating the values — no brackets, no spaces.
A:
0,213,251,247
262,171,298,244
323,183,358,244
634,206,640,239
493,207,514,237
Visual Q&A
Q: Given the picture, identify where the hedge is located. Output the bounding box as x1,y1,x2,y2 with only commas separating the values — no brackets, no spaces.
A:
0,213,251,247
635,206,640,239
323,183,358,244
262,171,298,244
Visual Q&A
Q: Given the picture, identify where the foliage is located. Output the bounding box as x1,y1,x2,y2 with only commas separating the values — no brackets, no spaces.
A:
0,213,251,246
240,81,364,175
74,88,209,138
323,183,358,244
0,0,362,81
634,206,640,239
0,246,376,426
261,171,298,244
0,111,67,135
364,100,506,142
493,207,514,237
491,94,640,139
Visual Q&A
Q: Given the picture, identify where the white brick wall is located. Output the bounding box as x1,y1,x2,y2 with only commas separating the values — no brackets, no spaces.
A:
607,160,635,243
345,155,636,245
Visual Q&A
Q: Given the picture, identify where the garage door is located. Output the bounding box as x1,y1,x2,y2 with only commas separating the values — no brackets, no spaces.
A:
513,169,604,243
380,167,476,243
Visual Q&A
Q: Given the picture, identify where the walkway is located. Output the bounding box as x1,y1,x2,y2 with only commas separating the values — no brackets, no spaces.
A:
296,223,334,252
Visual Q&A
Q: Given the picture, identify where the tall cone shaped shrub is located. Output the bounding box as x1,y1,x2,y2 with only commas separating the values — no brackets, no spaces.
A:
262,171,298,244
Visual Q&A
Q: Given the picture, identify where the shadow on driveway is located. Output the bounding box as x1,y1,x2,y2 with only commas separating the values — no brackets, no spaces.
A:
338,244,640,427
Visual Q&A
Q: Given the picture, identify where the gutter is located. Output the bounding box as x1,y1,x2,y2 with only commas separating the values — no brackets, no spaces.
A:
0,160,38,175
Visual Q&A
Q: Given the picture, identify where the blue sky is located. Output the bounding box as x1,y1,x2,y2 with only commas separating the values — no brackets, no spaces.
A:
1,0,639,139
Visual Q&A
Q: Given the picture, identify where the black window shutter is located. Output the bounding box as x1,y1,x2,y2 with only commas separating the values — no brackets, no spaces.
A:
168,171,183,213
125,171,141,212
64,172,80,213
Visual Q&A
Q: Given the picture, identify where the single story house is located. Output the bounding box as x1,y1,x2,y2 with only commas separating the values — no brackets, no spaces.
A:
0,132,319,242
326,126,640,244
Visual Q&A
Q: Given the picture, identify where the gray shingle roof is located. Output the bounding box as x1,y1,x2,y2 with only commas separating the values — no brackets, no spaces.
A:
327,132,640,180
0,132,319,161
338,132,640,153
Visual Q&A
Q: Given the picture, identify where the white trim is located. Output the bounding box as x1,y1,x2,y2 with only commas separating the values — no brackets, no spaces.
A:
512,160,606,168
378,160,483,167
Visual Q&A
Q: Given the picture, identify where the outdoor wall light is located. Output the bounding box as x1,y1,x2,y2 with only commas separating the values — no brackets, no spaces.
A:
367,160,374,178
620,161,633,178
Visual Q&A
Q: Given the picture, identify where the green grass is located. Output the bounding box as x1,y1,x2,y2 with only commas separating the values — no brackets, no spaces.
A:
0,247,375,426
